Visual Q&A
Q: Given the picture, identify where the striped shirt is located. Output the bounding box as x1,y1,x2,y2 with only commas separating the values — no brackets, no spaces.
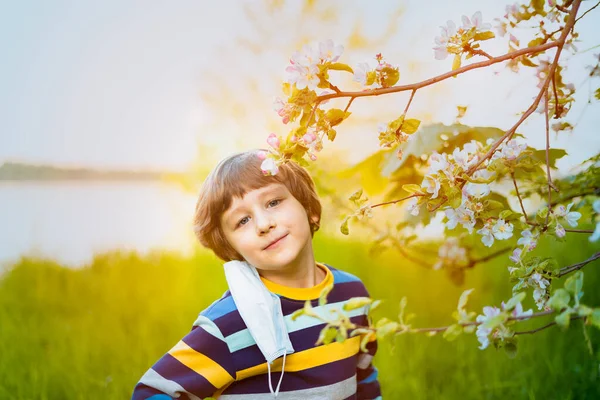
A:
132,262,382,399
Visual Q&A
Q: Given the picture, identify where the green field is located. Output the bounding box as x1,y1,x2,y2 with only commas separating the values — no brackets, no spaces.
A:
0,234,599,399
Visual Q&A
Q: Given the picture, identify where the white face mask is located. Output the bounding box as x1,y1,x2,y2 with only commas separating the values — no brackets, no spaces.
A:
223,260,295,397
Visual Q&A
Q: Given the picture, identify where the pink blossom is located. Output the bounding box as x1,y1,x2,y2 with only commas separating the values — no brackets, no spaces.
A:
256,151,267,160
266,133,280,149
509,248,522,263
302,132,317,144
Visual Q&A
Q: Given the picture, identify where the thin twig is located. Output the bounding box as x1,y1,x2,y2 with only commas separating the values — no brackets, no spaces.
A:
343,97,355,113
371,193,423,209
409,310,556,334
544,90,552,226
471,49,493,60
514,315,584,335
574,0,600,24
564,228,595,233
470,247,513,265
511,172,529,222
396,90,417,135
557,252,600,277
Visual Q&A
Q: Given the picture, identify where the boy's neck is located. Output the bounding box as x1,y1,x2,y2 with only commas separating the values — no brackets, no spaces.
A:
257,254,326,289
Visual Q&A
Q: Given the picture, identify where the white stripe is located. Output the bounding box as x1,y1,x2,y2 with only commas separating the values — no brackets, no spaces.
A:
225,300,367,353
139,368,201,400
218,374,357,399
357,353,373,369
192,315,226,341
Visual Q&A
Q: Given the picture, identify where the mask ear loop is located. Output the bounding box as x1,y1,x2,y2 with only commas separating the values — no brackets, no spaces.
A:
267,352,287,398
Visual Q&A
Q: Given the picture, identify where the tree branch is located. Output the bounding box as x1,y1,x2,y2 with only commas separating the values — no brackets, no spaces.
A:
317,42,559,103
544,90,553,226
466,0,582,176
557,251,600,277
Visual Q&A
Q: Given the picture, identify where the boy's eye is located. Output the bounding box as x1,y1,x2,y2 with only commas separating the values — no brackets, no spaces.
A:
268,199,282,207
237,216,250,227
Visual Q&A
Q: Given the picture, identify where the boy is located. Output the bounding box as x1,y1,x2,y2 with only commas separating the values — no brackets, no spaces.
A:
131,150,381,399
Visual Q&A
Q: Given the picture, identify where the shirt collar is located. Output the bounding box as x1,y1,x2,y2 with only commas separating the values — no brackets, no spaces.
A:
259,262,333,300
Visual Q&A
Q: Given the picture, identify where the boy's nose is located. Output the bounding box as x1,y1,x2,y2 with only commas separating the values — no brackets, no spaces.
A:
256,214,276,234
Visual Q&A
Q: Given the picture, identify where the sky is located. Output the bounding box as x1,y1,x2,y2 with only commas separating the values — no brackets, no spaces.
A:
1,0,599,172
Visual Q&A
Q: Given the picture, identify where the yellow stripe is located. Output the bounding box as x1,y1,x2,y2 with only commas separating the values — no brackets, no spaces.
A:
169,340,234,388
236,335,361,381
260,262,334,300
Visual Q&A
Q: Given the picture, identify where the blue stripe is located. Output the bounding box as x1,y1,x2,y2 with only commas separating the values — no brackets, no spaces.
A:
358,368,378,384
201,293,236,320
147,395,172,400
331,268,361,284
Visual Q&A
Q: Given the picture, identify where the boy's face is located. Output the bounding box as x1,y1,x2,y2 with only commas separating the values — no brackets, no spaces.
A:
220,182,317,273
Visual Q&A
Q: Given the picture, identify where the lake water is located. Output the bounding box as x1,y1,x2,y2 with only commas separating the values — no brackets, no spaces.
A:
0,181,199,269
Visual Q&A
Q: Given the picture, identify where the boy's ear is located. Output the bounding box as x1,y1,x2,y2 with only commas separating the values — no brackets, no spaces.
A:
309,213,320,224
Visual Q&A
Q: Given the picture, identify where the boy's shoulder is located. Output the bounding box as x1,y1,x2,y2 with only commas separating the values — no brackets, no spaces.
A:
322,263,371,296
196,290,237,323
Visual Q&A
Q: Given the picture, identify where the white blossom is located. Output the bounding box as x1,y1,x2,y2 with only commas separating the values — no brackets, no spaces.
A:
422,175,441,199
477,223,495,247
465,169,493,198
445,206,475,233
318,39,343,63
407,197,420,216
555,222,566,238
500,139,526,160
475,306,501,350
353,62,372,86
590,200,600,242
517,229,537,251
492,218,514,240
260,158,279,176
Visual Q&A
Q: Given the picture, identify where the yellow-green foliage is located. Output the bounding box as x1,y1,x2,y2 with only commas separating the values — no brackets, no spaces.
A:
0,234,598,399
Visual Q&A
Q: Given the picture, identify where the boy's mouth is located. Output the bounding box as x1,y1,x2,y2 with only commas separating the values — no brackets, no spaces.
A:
263,234,288,250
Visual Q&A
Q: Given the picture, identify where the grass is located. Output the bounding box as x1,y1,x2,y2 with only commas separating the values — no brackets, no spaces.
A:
0,234,599,399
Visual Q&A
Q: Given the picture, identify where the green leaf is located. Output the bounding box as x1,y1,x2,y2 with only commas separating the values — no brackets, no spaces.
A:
482,313,508,330
531,149,568,169
402,119,421,134
503,292,526,311
328,62,354,73
564,271,584,298
327,128,337,141
548,288,570,311
528,37,544,48
340,217,350,235
474,31,495,41
520,57,538,67
589,309,600,329
360,332,375,352
452,54,462,71
375,318,400,339
349,188,363,202
343,297,373,311
290,308,305,321
325,108,351,127
316,326,339,345
443,324,463,342
381,66,400,87
504,341,518,359
457,289,475,313
319,283,333,307
555,310,571,329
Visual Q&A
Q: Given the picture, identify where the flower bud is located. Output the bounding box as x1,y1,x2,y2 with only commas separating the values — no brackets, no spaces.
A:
267,133,280,148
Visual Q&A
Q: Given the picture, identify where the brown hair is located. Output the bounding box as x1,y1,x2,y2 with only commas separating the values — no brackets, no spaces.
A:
192,150,322,261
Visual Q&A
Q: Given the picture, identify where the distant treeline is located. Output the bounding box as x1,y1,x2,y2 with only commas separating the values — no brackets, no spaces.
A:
0,162,182,181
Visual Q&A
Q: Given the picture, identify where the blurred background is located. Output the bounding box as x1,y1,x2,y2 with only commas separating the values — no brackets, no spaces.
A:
1,0,599,398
